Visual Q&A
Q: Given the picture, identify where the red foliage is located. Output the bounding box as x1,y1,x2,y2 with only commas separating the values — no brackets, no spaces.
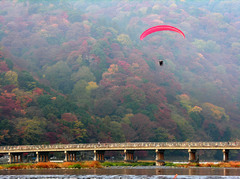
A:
45,132,59,144
3,84,17,92
130,113,155,141
61,113,77,122
16,95,32,108
0,91,22,117
33,88,44,95
0,61,9,72
121,123,137,142
118,60,131,71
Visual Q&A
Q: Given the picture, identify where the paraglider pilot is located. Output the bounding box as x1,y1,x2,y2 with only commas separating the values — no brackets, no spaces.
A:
159,60,163,66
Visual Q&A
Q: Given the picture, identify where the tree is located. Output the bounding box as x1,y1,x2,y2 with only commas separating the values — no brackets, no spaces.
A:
18,71,37,91
4,71,18,85
202,103,230,121
0,90,21,117
150,127,171,142
130,113,154,142
71,66,95,83
15,117,47,145
0,61,9,73
45,61,73,93
94,97,117,117
117,34,132,47
204,122,221,141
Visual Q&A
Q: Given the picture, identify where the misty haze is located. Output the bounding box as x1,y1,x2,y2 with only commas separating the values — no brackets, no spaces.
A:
0,0,240,161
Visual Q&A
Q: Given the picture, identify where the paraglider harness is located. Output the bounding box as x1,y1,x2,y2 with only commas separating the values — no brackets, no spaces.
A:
159,60,163,66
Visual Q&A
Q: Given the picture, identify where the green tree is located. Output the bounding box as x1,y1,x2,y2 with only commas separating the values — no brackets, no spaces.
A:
71,80,92,108
15,117,47,145
150,127,171,142
71,66,96,83
205,123,221,141
192,39,221,53
18,71,37,91
45,61,73,93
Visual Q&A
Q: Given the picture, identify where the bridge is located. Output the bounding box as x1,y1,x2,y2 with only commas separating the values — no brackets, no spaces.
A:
0,142,239,165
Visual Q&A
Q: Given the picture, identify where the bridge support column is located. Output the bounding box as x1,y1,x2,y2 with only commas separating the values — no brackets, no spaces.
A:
8,153,23,163
124,150,134,162
155,149,165,166
223,149,229,162
94,150,105,162
36,152,49,162
188,149,197,163
15,153,22,163
8,153,12,163
36,152,39,163
64,151,77,162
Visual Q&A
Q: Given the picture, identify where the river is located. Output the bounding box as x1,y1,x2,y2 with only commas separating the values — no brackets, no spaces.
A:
0,167,240,178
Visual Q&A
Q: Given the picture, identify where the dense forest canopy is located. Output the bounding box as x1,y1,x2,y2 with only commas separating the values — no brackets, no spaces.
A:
0,0,240,153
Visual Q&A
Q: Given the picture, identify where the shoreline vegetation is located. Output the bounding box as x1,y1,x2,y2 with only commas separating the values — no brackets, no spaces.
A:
1,161,240,170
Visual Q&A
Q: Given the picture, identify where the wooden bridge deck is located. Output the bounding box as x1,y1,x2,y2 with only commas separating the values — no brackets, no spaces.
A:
0,142,239,154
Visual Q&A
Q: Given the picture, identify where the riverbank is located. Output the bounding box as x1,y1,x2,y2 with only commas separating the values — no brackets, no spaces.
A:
0,161,101,170
1,161,240,170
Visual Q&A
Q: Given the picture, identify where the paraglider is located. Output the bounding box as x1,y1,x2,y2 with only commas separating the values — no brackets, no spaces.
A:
140,25,185,40
140,25,185,66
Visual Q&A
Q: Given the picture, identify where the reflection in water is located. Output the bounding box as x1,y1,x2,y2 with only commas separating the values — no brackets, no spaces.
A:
0,167,240,178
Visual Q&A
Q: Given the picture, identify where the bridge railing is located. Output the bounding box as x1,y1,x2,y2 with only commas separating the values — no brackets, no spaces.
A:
0,142,239,152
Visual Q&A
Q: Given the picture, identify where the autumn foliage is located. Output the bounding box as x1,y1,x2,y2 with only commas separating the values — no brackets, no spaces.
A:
0,161,102,170
0,0,239,161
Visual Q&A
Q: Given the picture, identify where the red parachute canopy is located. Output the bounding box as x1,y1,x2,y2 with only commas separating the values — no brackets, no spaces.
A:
140,25,185,40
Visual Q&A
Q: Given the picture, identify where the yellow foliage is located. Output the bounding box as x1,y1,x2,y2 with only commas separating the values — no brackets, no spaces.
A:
177,94,192,111
117,34,132,47
76,55,83,64
122,113,134,124
178,94,190,101
189,106,202,113
202,103,229,121
86,81,98,91
5,70,18,85
108,64,118,73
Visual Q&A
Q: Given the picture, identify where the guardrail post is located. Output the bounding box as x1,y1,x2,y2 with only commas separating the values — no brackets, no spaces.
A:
155,149,165,166
223,149,229,162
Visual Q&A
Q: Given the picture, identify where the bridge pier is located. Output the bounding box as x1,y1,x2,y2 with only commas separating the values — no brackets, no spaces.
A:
8,153,23,163
223,149,229,162
36,152,49,162
155,149,165,166
64,151,77,162
188,149,197,163
124,150,134,162
94,150,105,162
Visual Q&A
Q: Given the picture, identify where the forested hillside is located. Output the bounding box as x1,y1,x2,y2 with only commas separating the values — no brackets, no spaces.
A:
0,0,239,147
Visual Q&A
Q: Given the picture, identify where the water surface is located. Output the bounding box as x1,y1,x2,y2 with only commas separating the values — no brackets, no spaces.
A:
0,166,240,178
